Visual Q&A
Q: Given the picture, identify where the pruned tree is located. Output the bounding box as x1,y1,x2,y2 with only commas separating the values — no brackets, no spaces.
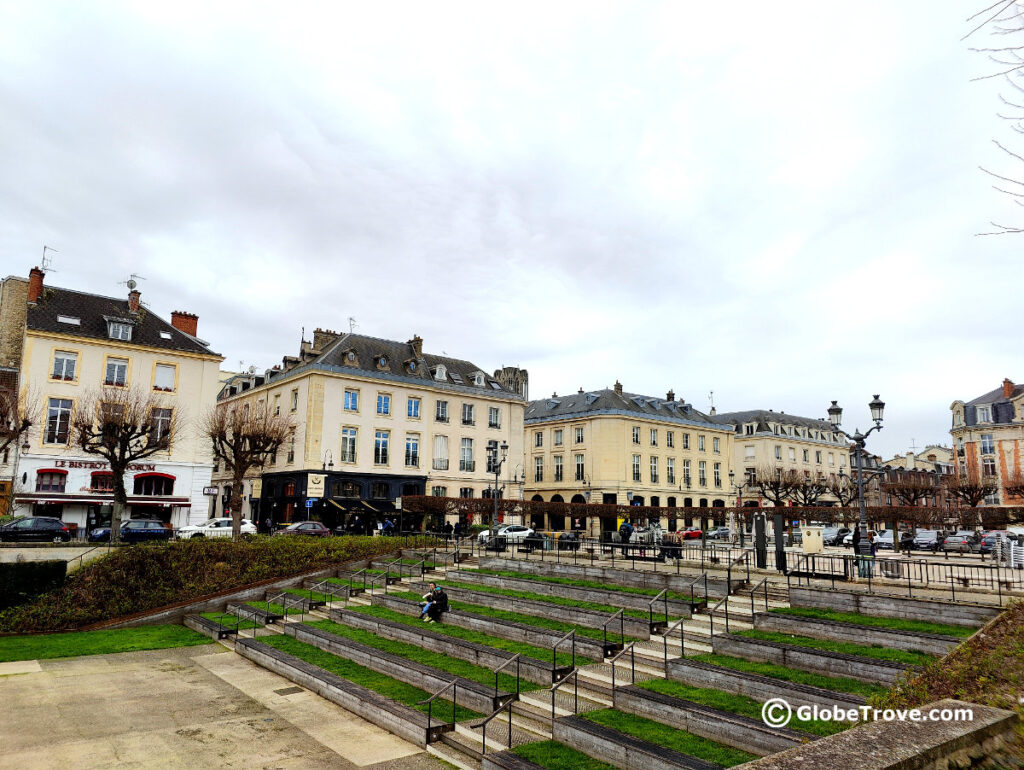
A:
883,471,938,507
946,468,1000,508
1003,468,1024,499
827,473,858,509
0,385,37,458
790,473,829,507
73,387,177,541
205,401,293,538
753,465,797,506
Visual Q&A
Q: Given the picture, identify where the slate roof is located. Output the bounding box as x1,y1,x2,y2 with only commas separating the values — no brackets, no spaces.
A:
525,388,722,428
962,381,1024,427
713,409,835,435
26,286,219,357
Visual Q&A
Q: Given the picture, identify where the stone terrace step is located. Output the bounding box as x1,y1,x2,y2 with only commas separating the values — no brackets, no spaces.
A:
751,611,961,655
552,714,722,770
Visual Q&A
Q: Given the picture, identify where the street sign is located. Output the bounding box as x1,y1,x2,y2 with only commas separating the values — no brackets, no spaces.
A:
203,486,217,496
306,499,315,508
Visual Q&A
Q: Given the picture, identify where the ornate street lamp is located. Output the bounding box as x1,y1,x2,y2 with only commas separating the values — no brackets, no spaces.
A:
728,469,751,547
827,396,885,558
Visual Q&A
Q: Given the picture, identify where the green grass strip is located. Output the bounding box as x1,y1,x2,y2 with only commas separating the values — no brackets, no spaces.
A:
637,678,848,737
0,625,211,662
304,620,540,693
263,601,304,616
473,568,699,602
390,590,631,642
438,580,651,620
690,653,885,698
513,740,618,770
262,635,481,722
200,612,261,630
346,604,590,667
582,709,756,767
736,629,935,666
769,606,974,638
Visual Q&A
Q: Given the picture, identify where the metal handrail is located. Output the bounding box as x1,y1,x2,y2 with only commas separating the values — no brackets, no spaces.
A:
65,542,112,572
493,653,522,699
683,573,708,609
415,678,459,735
648,588,669,630
472,697,516,755
602,609,625,651
726,551,749,594
663,617,686,669
746,576,770,618
551,628,576,673
347,568,367,593
548,667,579,723
708,595,729,635
609,640,637,705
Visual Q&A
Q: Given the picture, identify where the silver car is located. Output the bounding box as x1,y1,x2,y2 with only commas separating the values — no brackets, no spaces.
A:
178,517,257,539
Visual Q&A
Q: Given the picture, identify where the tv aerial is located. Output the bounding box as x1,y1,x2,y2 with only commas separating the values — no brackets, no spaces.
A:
119,273,147,291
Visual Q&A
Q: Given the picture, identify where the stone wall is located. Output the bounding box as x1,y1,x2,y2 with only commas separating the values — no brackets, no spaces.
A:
788,587,1001,628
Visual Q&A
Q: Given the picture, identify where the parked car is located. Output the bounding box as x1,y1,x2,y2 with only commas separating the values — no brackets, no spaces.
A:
276,520,332,537
979,532,1003,555
822,526,851,546
943,533,980,554
0,516,72,543
911,530,946,551
874,531,895,550
705,526,731,540
477,525,534,545
88,518,172,543
678,527,704,540
178,517,258,539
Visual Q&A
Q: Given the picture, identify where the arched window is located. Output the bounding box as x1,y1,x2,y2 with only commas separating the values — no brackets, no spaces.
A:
569,494,585,504
133,473,175,496
530,494,544,502
550,494,565,503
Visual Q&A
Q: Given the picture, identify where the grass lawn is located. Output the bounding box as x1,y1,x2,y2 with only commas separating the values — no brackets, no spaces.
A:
690,653,886,698
200,612,262,631
304,620,541,692
736,629,935,666
637,678,848,736
0,625,211,662
513,740,618,770
263,635,481,722
437,580,651,620
261,601,305,616
473,568,697,603
769,606,974,638
582,709,757,767
346,604,589,667
390,590,632,643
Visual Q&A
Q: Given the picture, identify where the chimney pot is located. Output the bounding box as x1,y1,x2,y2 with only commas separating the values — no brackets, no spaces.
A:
128,289,141,313
666,389,675,402
1003,378,1015,399
170,311,199,337
613,380,623,396
27,266,44,303
408,335,424,359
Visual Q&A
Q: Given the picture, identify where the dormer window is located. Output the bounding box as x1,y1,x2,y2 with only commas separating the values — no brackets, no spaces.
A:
433,365,447,381
375,355,388,370
159,331,172,340
108,321,132,341
57,315,81,326
473,373,485,387
977,405,992,423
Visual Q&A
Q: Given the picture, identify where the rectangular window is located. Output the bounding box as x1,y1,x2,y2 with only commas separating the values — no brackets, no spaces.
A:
105,357,128,386
650,456,659,484
698,435,705,452
744,424,755,435
108,321,132,340
341,427,357,463
431,486,447,497
802,449,809,462
698,461,707,486
344,389,359,412
459,487,474,499
290,389,298,411
982,457,997,476
712,437,720,454
154,364,175,392
377,393,391,416
151,408,173,442
374,431,389,464
977,406,992,422
713,462,722,488
682,433,690,450
575,453,585,481
287,436,295,463
488,407,500,428
650,428,658,446
745,467,757,485
534,456,543,482
52,351,77,381
44,398,72,444
436,400,449,422
273,394,281,415
433,435,449,470
554,429,563,446
574,426,584,444
632,426,641,444
632,454,642,482
683,459,691,486
460,438,474,471
667,458,675,485
554,455,563,482
981,434,995,454
535,431,543,448
775,445,782,460
407,397,420,419
36,471,67,492
815,450,822,464
371,482,389,500
840,454,847,467
462,403,474,425
666,431,674,448
405,434,420,467
789,447,797,462
744,445,756,460
828,453,835,466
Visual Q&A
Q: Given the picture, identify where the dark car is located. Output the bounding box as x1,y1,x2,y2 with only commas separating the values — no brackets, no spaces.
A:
88,519,172,543
943,534,980,554
823,527,851,546
276,521,331,537
911,530,945,551
0,516,71,543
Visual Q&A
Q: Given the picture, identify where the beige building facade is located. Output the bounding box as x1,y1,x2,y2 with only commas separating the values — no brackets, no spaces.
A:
211,330,526,530
0,267,223,532
950,378,1024,506
523,382,734,536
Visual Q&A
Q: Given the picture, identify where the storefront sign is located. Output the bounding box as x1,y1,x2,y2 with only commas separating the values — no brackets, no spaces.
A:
203,486,218,496
251,478,263,498
307,473,326,498
52,459,156,472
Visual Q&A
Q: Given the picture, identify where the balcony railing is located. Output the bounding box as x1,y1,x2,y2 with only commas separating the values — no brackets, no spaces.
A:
436,414,449,423
462,418,475,426
405,454,420,468
433,459,449,471
460,460,476,472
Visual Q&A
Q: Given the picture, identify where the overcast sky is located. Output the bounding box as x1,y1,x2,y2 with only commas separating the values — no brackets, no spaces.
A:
1,2,1018,459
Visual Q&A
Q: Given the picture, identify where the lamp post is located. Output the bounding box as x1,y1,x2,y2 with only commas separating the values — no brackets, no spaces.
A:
827,396,885,558
487,440,509,533
728,469,751,548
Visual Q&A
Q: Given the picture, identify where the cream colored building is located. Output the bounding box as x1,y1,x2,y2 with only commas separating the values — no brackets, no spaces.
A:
211,329,526,530
0,267,223,532
523,382,734,536
883,445,953,473
714,409,850,506
950,378,1024,506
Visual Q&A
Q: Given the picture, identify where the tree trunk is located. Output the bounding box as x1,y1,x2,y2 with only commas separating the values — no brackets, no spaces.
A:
230,477,245,539
110,473,129,543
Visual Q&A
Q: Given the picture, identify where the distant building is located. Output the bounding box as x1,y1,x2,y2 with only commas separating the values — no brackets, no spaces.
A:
524,383,734,535
883,445,954,474
950,378,1024,506
0,266,223,532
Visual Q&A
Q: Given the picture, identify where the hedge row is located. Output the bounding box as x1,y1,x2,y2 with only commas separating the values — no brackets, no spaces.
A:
0,561,67,610
0,535,423,633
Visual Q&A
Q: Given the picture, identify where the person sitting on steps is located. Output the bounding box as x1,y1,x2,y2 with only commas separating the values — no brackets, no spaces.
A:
425,585,448,623
418,582,436,620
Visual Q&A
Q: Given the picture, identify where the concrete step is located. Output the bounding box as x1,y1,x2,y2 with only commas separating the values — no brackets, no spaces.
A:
454,714,548,752
429,734,481,770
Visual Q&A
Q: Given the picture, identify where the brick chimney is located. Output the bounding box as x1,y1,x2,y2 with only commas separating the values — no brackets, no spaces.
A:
614,380,623,396
666,389,675,402
170,311,198,337
408,335,423,358
1003,378,1015,399
27,266,44,303
312,328,339,352
128,289,141,313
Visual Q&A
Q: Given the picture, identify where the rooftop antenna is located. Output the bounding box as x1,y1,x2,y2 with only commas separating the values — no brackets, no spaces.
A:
707,390,715,409
348,316,357,334
909,438,918,453
41,246,58,271
119,273,146,291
